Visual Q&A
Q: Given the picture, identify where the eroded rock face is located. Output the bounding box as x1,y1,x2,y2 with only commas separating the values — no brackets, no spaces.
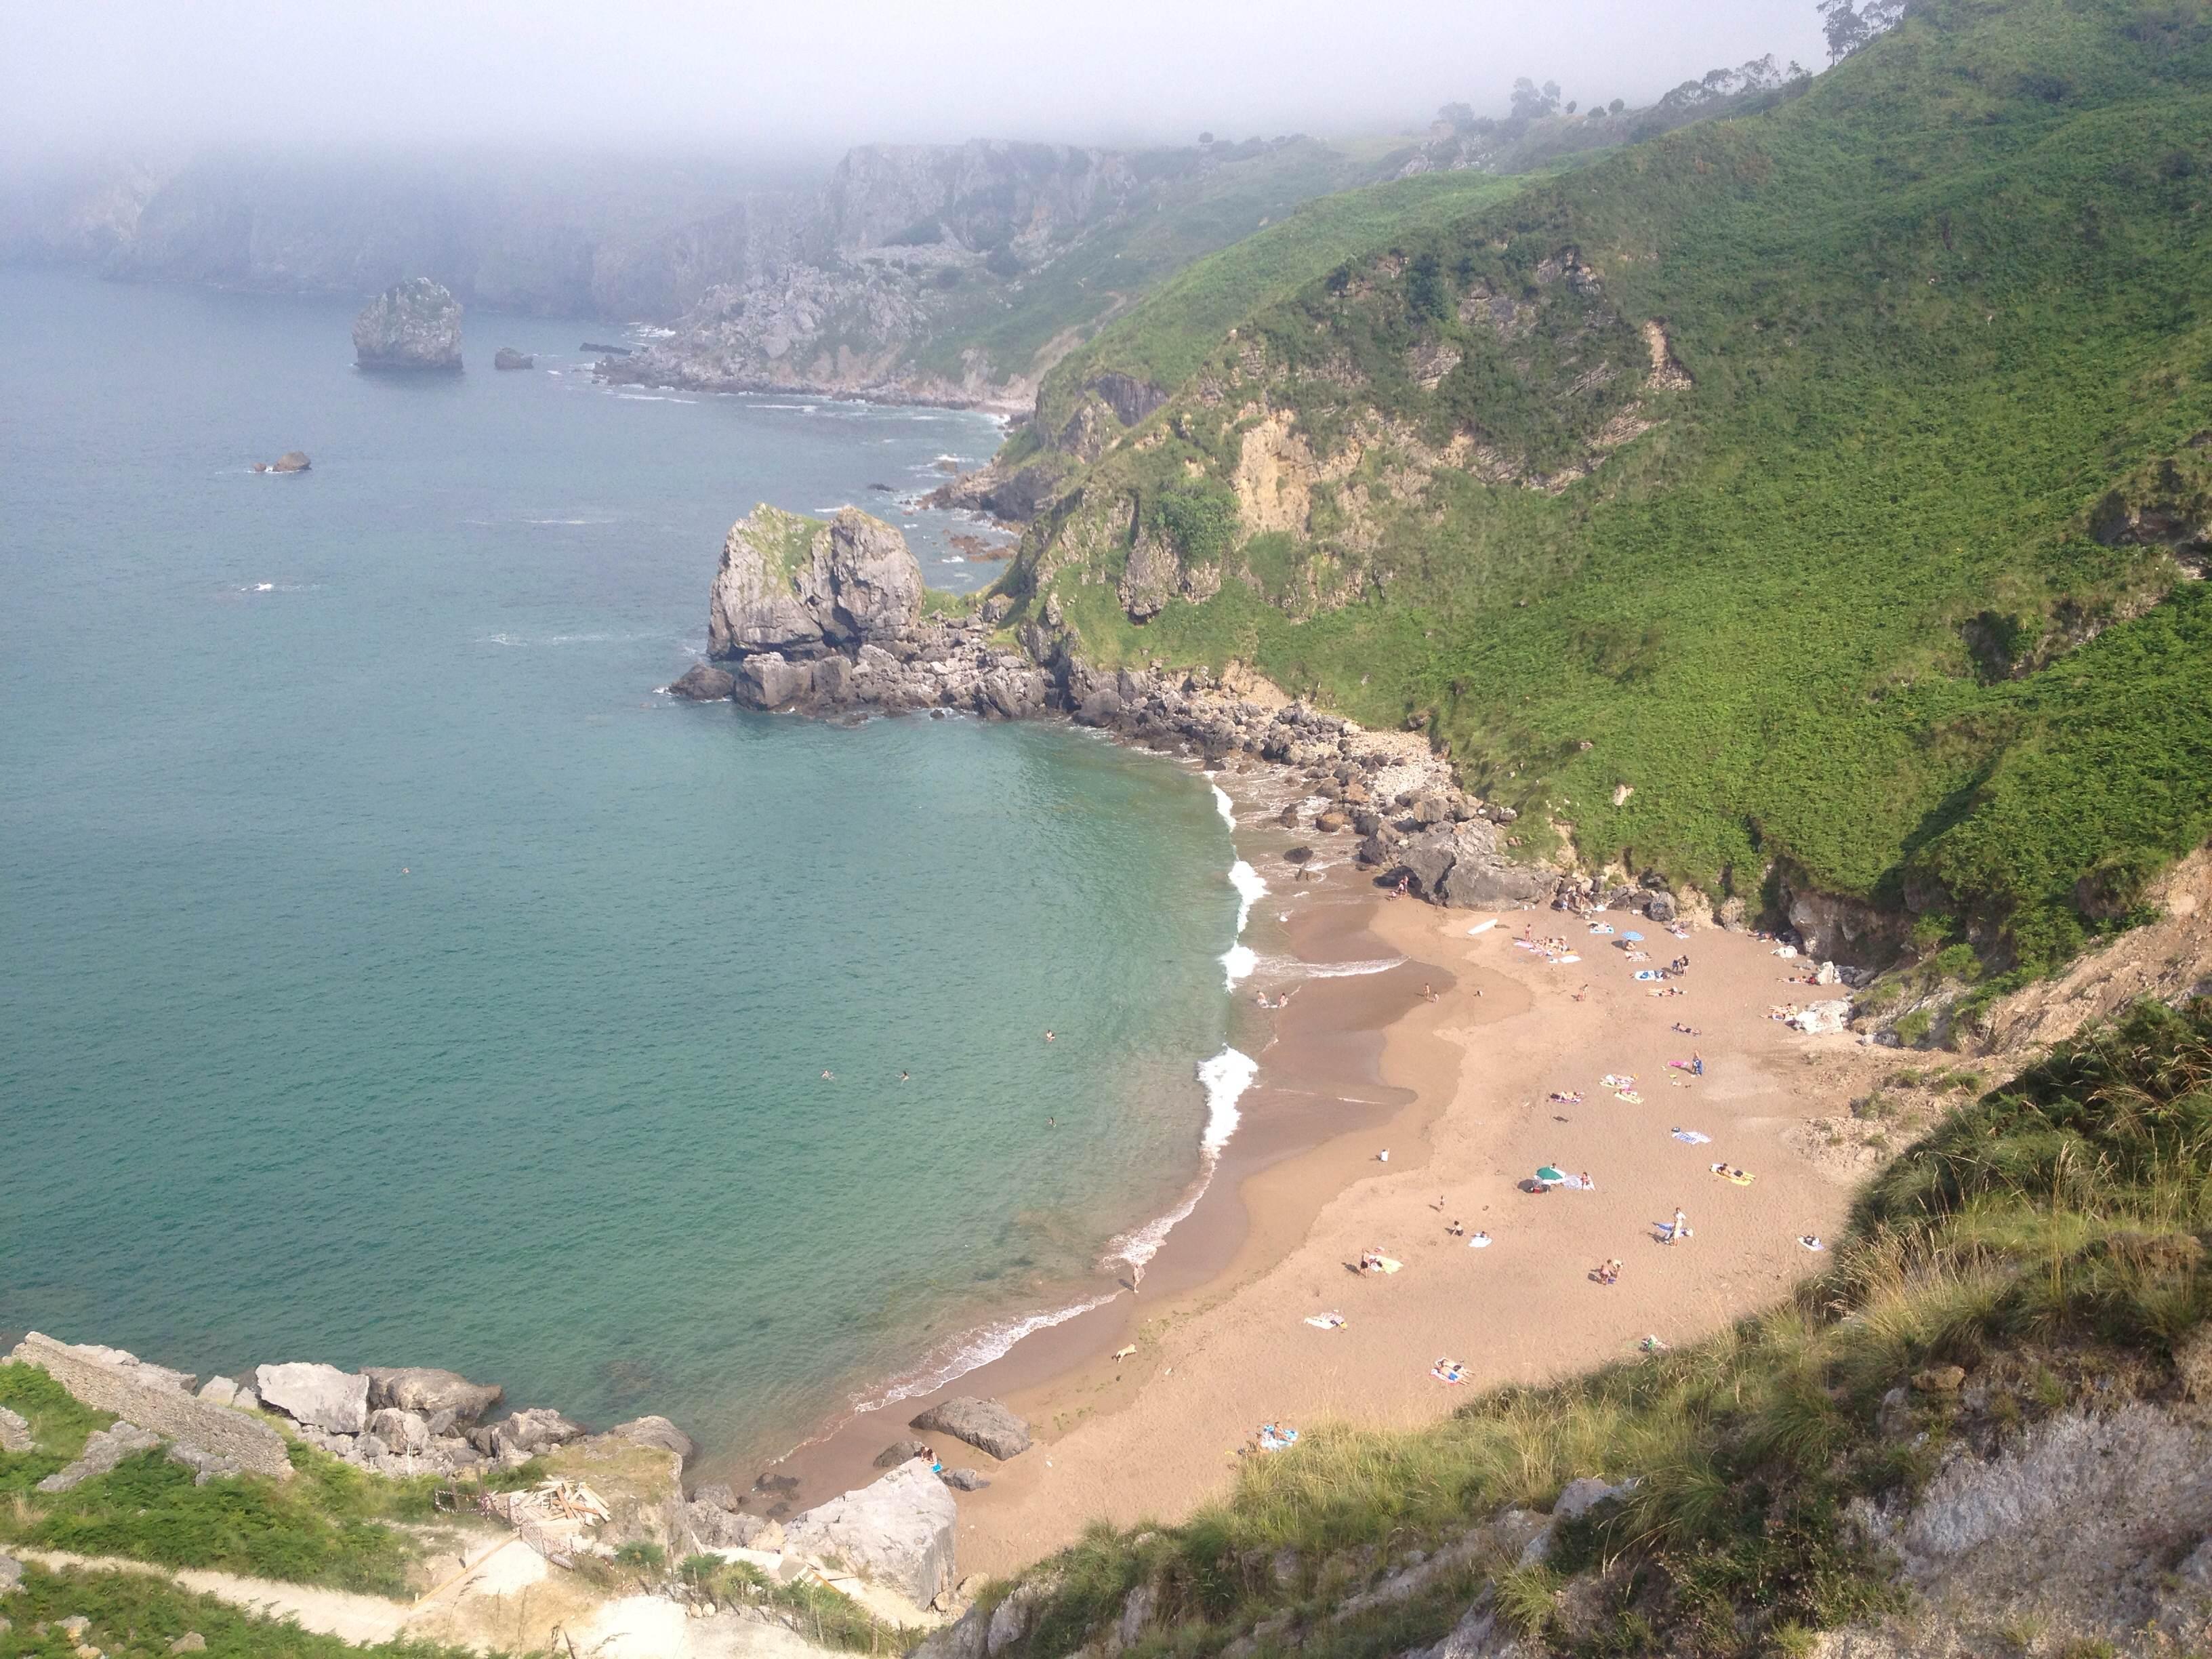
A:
255,1361,370,1434
352,277,463,370
1392,822,1550,909
668,663,736,701
909,1396,1031,1461
783,1459,958,1608
708,504,922,658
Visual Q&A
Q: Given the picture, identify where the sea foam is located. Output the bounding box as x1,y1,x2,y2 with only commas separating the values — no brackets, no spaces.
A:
1221,943,1258,988
1211,783,1236,829
847,1290,1120,1418
1229,859,1267,934
1106,1046,1259,1268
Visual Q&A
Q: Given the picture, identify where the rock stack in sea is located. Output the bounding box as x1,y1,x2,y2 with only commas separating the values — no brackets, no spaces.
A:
352,276,464,370
676,505,1559,910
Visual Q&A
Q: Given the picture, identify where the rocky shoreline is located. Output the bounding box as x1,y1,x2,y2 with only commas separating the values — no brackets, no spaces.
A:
672,504,1605,918
2,1330,1057,1617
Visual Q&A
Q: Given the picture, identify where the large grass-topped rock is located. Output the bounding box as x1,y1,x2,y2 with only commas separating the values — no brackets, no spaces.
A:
708,504,922,658
352,276,462,370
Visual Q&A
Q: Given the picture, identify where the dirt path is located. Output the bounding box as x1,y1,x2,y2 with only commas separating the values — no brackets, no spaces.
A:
13,1548,414,1644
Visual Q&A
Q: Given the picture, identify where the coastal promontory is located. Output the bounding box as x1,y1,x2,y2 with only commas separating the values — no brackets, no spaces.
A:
352,276,463,370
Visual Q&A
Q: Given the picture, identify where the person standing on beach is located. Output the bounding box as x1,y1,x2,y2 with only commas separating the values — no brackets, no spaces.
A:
1130,1261,1144,1296
1671,1207,1688,1243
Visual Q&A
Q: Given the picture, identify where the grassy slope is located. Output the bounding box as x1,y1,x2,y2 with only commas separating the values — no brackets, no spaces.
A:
899,139,1386,386
1031,170,1538,430
1008,0,2212,985
0,1364,541,1599
962,998,2212,1659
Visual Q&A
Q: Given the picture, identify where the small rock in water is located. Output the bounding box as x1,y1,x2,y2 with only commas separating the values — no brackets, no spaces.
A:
493,347,535,371
251,451,311,474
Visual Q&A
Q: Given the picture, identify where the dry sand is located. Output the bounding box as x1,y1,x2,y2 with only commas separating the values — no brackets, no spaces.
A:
933,867,1898,1577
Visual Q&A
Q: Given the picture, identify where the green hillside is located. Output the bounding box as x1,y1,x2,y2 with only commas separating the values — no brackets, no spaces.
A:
942,996,2212,1659
1028,169,1538,434
998,0,2212,996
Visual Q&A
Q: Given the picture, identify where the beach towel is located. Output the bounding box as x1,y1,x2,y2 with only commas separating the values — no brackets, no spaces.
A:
1671,1128,1713,1144
1589,924,1616,936
1305,1312,1347,1329
1467,1233,1492,1248
1375,1256,1403,1273
1600,1073,1635,1089
1551,954,1580,964
1615,1090,1643,1104
1469,919,1497,935
1624,950,1652,962
1430,1363,1468,1384
1621,930,1645,941
1634,970,1664,981
1513,939,1538,951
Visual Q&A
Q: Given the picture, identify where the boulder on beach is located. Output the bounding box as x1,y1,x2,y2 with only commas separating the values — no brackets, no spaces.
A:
875,1437,932,1469
352,277,463,370
667,663,736,701
255,1361,370,1434
252,451,311,474
493,346,535,371
783,1458,958,1607
908,1396,1031,1462
365,1366,503,1423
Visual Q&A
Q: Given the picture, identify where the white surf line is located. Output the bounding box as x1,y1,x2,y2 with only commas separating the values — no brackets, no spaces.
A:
1107,1046,1261,1270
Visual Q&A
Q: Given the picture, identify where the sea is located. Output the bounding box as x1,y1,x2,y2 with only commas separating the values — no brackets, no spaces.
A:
0,268,1257,1468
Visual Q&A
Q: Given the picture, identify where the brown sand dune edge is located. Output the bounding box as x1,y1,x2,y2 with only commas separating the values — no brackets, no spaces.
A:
944,891,1902,1579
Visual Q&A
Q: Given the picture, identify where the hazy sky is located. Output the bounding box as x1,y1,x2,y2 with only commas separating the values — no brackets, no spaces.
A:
4,1,1830,159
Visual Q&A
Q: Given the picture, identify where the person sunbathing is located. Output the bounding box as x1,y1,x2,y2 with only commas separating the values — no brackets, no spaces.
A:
1446,1219,1466,1236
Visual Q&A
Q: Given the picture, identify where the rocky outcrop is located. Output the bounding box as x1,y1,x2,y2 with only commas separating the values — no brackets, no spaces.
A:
37,1420,164,1492
352,277,463,370
493,347,534,371
909,1396,1031,1461
782,1459,959,1608
668,662,737,701
470,1405,588,1459
251,451,310,474
363,1366,501,1422
708,504,923,659
9,1333,291,1481
255,1361,370,1434
0,1405,31,1453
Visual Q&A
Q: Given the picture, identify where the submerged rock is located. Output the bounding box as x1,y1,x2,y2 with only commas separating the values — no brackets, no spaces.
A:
909,1396,1031,1461
493,346,534,371
352,277,463,370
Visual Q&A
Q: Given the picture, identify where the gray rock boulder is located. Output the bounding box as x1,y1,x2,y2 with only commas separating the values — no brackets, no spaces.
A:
876,1438,932,1469
737,652,815,709
783,1459,958,1608
252,451,311,474
353,277,463,370
0,1406,30,1454
38,1420,163,1491
1393,823,1551,909
940,1468,989,1492
687,1502,775,1549
167,1441,241,1485
609,1415,694,1461
909,1397,1031,1462
256,1362,370,1434
668,663,737,701
0,1551,16,1596
493,347,535,371
363,1366,502,1423
368,1408,431,1455
709,504,924,662
468,1406,586,1458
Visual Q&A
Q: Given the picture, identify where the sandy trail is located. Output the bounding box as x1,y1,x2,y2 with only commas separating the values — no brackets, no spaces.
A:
951,894,1892,1575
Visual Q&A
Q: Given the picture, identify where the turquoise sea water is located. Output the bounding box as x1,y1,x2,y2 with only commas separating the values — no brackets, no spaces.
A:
0,270,1240,1465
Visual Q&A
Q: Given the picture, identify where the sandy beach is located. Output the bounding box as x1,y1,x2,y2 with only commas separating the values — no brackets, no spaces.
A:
740,752,1899,1585
929,876,1892,1575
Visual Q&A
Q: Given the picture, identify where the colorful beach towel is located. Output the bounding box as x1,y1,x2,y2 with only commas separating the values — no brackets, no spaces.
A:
1305,1312,1347,1329
1634,970,1665,981
1615,1090,1643,1104
1671,1128,1713,1145
1600,1073,1636,1089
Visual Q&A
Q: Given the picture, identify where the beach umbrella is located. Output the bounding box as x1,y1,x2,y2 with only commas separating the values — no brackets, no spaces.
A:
1621,930,1645,941
1536,1166,1568,1184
